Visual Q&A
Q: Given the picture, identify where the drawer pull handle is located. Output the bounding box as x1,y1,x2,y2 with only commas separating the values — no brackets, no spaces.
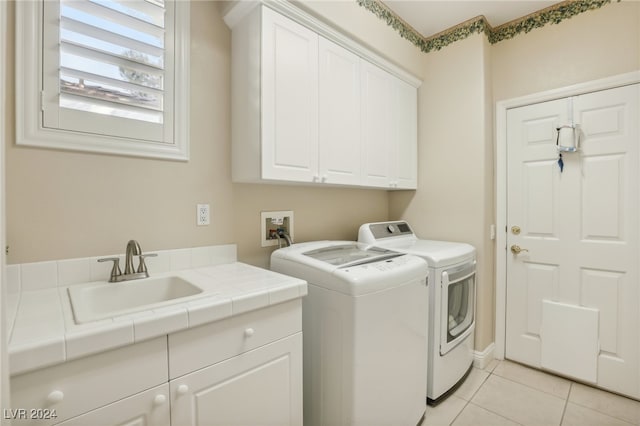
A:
177,385,189,395
154,394,167,406
244,327,255,337
47,390,64,404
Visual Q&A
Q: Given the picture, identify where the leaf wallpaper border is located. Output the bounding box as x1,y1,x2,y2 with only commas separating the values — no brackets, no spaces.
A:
356,0,619,53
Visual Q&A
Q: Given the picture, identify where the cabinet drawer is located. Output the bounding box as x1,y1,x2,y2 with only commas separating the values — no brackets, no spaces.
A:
10,337,168,426
55,383,170,426
169,299,301,379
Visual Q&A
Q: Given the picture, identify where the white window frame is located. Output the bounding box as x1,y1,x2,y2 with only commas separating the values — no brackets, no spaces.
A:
16,0,190,161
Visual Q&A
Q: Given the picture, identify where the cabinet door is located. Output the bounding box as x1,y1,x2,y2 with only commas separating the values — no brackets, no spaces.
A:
318,37,361,185
360,61,393,188
261,8,319,183
392,79,418,189
55,384,170,426
170,333,303,426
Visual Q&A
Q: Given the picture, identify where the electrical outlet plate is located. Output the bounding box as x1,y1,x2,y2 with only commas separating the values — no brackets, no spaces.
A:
197,204,210,226
261,210,294,247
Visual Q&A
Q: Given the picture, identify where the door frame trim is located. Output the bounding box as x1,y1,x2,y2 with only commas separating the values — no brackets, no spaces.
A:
0,0,8,414
494,71,640,360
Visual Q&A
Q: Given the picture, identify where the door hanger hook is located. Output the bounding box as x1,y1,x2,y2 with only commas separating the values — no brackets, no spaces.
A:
556,124,580,173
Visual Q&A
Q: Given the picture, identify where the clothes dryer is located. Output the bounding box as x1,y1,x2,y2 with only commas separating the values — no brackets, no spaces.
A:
271,241,429,426
358,222,476,404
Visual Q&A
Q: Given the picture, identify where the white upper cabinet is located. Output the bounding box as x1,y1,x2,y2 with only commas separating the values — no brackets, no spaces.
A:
261,8,319,183
360,64,418,189
392,79,419,189
227,3,420,190
361,61,393,188
318,37,362,185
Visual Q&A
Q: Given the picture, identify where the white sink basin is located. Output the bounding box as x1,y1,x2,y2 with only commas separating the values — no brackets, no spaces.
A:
68,276,203,324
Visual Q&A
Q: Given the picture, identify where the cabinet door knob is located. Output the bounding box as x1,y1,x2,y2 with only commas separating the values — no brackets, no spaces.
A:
177,384,189,395
154,394,167,406
47,390,64,404
244,327,255,337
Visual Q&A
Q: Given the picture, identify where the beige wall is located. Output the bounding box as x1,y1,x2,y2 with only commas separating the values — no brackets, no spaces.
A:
233,185,388,269
5,1,418,266
492,1,640,102
6,1,235,264
389,33,496,351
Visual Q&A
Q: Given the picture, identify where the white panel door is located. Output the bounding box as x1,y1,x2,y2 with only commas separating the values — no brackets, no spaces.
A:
361,61,392,188
505,84,639,398
170,333,303,426
318,37,361,185
505,97,567,368
261,8,318,182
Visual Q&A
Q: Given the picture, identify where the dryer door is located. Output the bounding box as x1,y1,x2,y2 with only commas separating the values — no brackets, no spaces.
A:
440,261,476,355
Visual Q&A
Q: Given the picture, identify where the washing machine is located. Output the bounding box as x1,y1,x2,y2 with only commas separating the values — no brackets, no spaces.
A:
358,222,476,405
271,241,429,426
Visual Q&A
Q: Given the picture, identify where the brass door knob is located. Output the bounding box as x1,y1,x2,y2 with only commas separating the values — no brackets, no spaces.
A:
511,245,529,255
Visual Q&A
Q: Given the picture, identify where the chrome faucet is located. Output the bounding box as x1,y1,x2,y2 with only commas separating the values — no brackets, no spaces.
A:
98,240,157,283
125,239,142,275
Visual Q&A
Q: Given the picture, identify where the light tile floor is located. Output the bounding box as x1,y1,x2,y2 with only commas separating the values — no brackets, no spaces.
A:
420,360,640,426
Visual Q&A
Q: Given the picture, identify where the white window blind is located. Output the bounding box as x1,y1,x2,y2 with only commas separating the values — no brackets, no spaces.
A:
16,0,190,160
58,0,166,124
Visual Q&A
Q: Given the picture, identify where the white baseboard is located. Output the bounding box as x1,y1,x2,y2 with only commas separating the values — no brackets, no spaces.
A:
473,342,496,369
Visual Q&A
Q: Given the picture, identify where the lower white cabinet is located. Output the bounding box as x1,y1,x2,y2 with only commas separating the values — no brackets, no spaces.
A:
168,299,303,426
9,337,168,426
170,333,303,426
9,300,303,426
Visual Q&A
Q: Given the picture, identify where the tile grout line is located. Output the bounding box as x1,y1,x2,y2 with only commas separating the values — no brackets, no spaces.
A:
448,398,472,425
491,370,569,403
457,365,527,426
565,387,640,425
480,362,639,425
465,401,527,426
448,366,498,425
558,382,572,426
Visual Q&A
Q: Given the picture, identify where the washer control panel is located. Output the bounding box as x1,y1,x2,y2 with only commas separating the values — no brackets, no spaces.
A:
363,221,415,240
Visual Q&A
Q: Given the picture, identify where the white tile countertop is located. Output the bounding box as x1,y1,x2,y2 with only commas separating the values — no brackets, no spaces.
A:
7,244,307,376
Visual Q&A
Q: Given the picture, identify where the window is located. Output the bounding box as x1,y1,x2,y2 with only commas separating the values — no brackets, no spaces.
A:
16,0,190,160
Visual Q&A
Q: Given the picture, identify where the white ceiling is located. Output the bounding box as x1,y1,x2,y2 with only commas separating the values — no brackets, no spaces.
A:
382,1,560,37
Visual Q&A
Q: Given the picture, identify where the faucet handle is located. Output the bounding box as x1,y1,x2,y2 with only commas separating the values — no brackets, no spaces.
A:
137,253,157,274
98,257,122,282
